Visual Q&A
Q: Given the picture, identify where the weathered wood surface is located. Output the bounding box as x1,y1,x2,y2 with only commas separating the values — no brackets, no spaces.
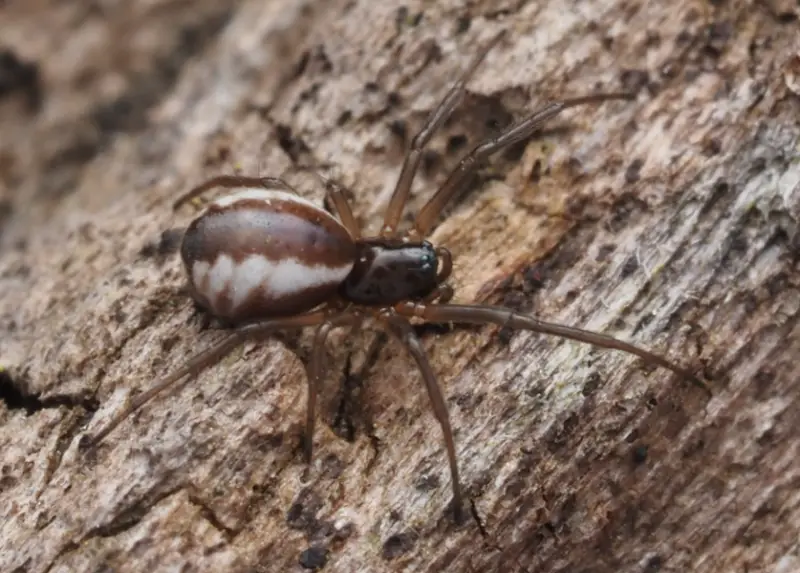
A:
1,1,799,572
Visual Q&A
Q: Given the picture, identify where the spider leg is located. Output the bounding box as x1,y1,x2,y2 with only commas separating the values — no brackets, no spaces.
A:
395,302,710,394
383,314,464,522
411,92,634,238
313,172,361,239
86,310,332,448
380,30,506,237
306,313,362,463
172,175,296,210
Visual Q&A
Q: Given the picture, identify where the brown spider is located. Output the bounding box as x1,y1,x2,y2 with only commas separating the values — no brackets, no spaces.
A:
87,31,709,521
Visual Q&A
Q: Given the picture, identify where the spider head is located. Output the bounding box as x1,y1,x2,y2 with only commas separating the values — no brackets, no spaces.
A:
340,239,440,305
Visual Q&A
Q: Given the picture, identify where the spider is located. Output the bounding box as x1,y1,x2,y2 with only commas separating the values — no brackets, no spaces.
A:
87,31,709,521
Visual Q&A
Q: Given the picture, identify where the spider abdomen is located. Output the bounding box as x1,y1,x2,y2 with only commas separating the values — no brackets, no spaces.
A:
180,187,357,321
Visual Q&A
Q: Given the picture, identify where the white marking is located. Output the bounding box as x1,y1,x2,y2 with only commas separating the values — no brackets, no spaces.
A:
260,256,352,300
208,254,234,298
193,252,353,313
230,255,272,308
212,187,332,218
192,260,211,291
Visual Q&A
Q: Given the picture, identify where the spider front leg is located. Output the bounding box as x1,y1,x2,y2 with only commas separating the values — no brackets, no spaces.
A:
381,30,506,237
314,173,361,239
394,301,710,394
412,92,635,238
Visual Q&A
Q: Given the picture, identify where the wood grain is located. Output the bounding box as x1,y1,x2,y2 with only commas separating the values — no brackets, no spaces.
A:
1,1,798,572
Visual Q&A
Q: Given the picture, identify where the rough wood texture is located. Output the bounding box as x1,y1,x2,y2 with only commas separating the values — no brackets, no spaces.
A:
1,1,799,572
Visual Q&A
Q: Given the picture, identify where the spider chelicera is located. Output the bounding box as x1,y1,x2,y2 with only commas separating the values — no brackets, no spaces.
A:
87,31,708,521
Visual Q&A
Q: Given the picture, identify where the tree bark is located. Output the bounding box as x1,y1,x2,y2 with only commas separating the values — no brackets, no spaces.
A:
1,1,798,572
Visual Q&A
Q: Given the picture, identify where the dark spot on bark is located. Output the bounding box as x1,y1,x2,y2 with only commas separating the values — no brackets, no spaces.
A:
455,15,471,34
299,545,328,570
748,157,767,175
607,192,650,233
703,21,733,58
501,139,529,163
286,489,323,533
774,10,798,23
645,30,661,48
421,148,440,176
619,69,650,93
698,179,731,217
387,91,401,107
388,119,407,142
336,109,352,126
581,372,602,397
382,531,418,560
310,45,332,74
293,50,310,78
331,521,354,545
320,453,345,479
395,6,409,31
595,244,615,263
522,264,546,292
253,431,284,454
446,134,468,154
414,473,441,492
275,123,310,163
0,48,41,111
660,61,679,80
644,553,663,571
529,158,542,183
753,368,775,401
676,28,694,45
721,227,749,268
624,158,644,183
632,444,649,464
0,198,12,237
702,137,722,156
620,254,639,279
296,82,321,107
545,413,580,453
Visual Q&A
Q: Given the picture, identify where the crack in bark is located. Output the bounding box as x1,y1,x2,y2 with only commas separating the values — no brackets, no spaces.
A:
84,484,186,540
187,490,238,542
38,408,97,495
42,485,185,573
0,369,98,415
